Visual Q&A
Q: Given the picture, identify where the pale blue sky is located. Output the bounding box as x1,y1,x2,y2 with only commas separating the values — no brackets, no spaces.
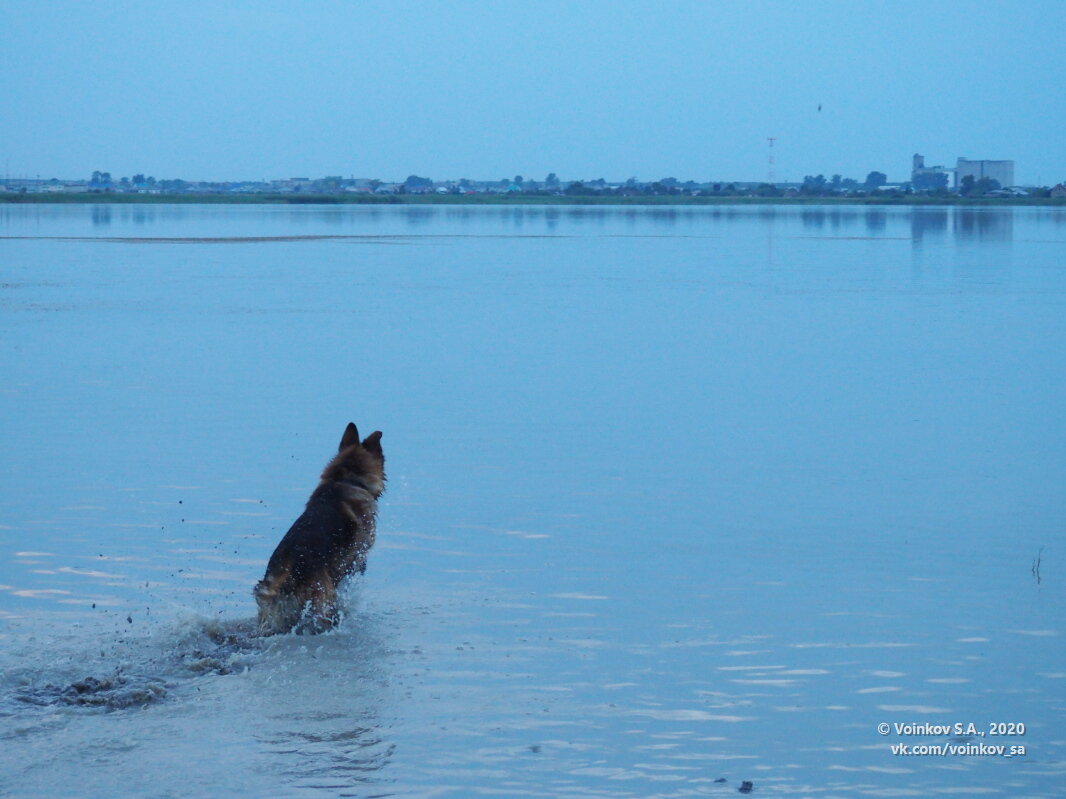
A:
2,0,1063,184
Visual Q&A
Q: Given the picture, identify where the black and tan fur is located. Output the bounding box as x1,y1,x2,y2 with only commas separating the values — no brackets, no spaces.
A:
254,423,385,634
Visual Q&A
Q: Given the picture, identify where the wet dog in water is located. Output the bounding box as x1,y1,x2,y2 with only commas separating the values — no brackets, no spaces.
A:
254,423,384,634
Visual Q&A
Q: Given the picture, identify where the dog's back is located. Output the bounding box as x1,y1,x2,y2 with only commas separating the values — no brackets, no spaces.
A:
255,423,384,634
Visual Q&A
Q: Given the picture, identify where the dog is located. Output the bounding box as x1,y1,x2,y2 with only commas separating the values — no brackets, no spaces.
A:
254,423,384,634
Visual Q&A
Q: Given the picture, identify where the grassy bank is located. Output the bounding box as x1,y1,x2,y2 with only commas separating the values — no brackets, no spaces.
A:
2,192,1063,207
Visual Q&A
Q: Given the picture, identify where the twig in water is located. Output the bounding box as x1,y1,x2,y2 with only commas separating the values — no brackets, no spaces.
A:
1031,546,1044,585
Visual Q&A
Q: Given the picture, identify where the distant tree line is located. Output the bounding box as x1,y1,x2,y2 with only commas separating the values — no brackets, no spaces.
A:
90,170,185,190
798,171,888,196
69,168,1056,200
959,175,1001,196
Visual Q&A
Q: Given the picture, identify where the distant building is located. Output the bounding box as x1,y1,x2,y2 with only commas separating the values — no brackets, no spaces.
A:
270,177,316,192
911,154,953,191
912,154,1016,191
955,158,1014,189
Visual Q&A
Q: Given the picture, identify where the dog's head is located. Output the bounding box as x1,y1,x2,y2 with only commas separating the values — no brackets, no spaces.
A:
321,422,385,496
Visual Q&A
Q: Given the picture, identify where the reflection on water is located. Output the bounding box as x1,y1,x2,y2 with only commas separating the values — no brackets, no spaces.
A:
90,204,111,227
911,207,950,241
954,206,1014,241
0,201,1048,249
1,201,1046,246
909,206,1016,242
1,203,1064,797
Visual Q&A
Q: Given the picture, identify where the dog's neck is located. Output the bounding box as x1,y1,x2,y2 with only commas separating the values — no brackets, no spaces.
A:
337,477,379,498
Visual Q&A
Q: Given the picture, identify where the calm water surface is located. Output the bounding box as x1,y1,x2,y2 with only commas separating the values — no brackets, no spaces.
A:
1,204,1064,797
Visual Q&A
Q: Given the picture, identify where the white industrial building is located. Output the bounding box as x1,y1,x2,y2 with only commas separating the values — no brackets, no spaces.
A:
911,154,1016,190
954,158,1015,189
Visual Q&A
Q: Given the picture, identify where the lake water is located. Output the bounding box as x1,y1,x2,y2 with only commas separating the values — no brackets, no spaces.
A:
1,203,1064,797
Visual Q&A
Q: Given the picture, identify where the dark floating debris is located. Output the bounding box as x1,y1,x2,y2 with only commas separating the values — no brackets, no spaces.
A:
18,675,166,710
738,780,754,794
179,651,233,676
11,620,258,713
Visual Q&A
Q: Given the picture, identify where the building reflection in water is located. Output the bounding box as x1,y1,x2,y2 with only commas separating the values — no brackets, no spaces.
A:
953,207,1013,242
912,207,1013,243
17,200,1026,244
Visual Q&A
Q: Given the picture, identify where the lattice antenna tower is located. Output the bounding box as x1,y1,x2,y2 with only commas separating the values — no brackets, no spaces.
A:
767,137,777,185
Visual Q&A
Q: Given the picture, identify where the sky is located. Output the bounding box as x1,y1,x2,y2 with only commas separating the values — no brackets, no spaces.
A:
2,0,1064,185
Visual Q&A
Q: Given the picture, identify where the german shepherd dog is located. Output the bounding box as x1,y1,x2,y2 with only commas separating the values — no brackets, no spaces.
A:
254,423,384,634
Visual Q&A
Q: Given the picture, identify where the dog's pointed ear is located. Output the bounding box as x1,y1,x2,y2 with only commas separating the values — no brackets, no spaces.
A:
339,422,360,451
362,430,383,456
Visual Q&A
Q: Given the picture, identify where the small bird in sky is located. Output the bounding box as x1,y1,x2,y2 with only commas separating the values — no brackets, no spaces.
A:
817,104,822,112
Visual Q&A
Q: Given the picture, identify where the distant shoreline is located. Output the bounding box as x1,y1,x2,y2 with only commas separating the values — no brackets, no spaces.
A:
2,192,1063,207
